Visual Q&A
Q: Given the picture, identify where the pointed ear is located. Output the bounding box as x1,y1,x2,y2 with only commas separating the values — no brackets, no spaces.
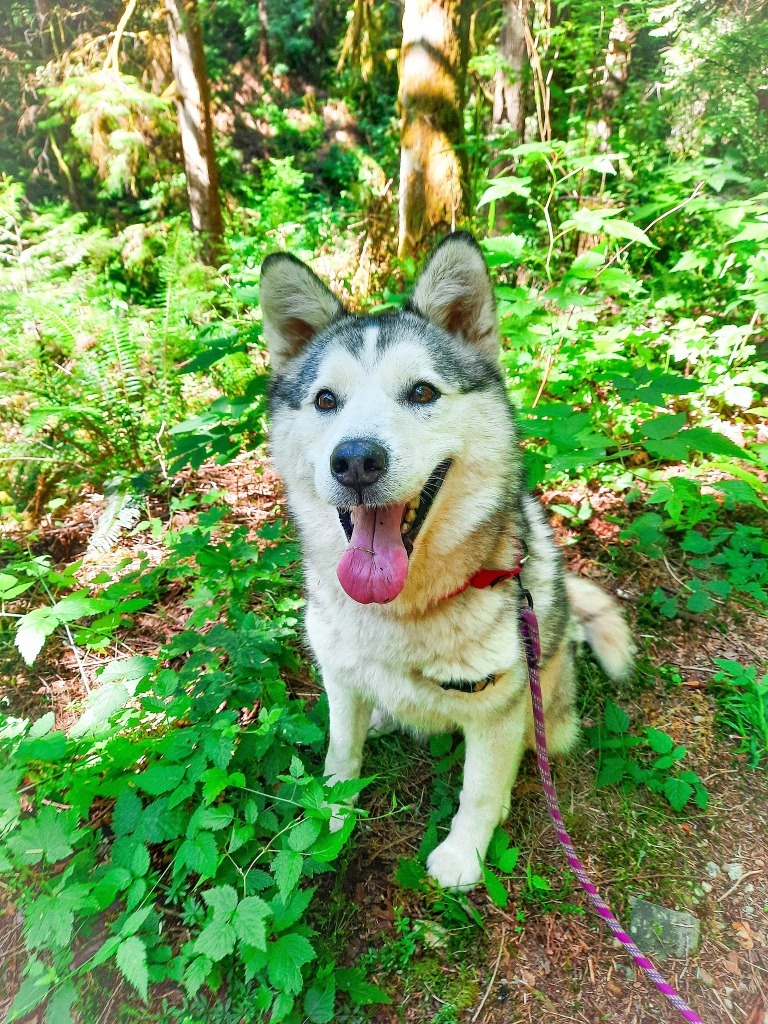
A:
408,233,499,360
260,253,345,371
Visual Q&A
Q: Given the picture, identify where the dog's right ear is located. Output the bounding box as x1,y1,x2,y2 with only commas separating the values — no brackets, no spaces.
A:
260,253,344,371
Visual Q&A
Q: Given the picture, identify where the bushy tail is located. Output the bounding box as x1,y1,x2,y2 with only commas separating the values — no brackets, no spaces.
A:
566,576,635,681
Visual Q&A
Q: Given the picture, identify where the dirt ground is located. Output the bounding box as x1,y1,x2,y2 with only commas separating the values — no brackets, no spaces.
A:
1,451,766,1024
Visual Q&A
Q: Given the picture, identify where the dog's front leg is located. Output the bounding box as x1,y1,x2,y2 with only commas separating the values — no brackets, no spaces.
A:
427,709,527,890
323,675,373,831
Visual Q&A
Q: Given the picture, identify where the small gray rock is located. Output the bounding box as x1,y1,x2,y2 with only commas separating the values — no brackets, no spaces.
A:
696,967,716,988
628,897,701,960
701,881,713,894
725,862,743,882
704,861,720,878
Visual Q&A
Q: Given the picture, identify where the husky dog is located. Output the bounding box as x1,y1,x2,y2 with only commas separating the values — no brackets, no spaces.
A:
260,233,633,890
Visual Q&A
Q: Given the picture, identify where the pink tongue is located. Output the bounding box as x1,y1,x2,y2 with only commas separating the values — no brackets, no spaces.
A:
337,504,409,604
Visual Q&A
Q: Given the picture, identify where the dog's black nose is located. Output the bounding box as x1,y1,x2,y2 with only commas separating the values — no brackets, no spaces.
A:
331,439,389,489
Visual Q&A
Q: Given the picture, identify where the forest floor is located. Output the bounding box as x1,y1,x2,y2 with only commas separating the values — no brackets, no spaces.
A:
1,450,767,1024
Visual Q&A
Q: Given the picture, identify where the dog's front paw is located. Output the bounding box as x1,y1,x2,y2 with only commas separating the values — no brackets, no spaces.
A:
427,838,483,891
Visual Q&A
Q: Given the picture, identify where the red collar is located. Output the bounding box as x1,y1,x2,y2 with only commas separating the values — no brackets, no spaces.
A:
443,565,522,601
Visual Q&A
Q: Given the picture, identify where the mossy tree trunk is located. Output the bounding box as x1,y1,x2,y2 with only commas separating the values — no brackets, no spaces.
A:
165,0,224,264
397,0,469,256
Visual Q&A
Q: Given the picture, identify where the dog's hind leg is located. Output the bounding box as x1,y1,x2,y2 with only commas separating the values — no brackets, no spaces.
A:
368,707,399,738
323,676,373,831
427,700,528,891
525,639,581,755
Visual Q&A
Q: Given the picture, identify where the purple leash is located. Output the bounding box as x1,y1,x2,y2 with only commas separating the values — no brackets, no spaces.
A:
517,587,705,1023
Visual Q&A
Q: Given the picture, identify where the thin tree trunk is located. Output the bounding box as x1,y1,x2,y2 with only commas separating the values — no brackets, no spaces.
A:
34,0,51,58
165,0,224,264
398,0,467,257
594,8,636,145
493,0,528,141
257,0,270,69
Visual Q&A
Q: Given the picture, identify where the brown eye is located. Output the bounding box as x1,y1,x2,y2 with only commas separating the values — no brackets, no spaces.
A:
315,389,337,411
409,382,439,404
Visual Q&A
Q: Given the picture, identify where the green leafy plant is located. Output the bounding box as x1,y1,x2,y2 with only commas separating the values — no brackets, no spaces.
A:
0,510,392,1023
584,702,709,812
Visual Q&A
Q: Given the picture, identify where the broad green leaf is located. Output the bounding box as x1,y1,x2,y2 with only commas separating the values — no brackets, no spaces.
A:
683,427,743,458
681,531,714,554
50,594,112,622
193,919,236,962
694,786,710,810
28,712,55,738
6,959,51,1022
113,789,142,837
602,218,654,247
273,849,303,897
176,831,219,878
604,702,630,734
304,978,336,1023
596,757,626,787
0,572,33,600
45,982,76,1024
232,896,272,950
184,955,212,998
97,655,155,684
336,967,392,1005
687,588,714,613
567,250,605,279
7,806,77,864
640,413,687,440
270,887,314,933
642,437,691,460
135,764,186,795
480,234,526,266
497,846,520,873
482,865,509,907
116,935,148,1000
561,207,612,233
24,894,74,949
645,728,674,754
311,813,356,863
201,885,238,919
69,681,131,738
663,778,694,812
713,479,764,508
15,607,58,665
477,175,532,207
267,933,316,995
288,817,322,852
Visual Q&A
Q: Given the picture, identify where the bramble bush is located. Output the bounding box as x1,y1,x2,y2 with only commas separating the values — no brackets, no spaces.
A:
1,506,389,1023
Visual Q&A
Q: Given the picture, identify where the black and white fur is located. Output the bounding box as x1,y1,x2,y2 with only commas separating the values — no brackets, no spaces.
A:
261,233,633,890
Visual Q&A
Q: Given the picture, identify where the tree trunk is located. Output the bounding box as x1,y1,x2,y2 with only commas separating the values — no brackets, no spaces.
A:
34,0,51,58
165,0,224,263
492,0,528,141
398,0,467,257
594,8,636,145
257,0,270,69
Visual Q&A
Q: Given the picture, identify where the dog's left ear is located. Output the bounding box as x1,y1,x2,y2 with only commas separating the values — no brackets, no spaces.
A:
260,253,345,371
408,233,499,360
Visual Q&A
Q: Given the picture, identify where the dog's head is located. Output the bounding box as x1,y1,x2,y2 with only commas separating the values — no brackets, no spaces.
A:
261,233,515,606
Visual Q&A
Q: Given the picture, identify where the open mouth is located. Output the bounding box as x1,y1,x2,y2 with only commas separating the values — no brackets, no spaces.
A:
335,459,452,605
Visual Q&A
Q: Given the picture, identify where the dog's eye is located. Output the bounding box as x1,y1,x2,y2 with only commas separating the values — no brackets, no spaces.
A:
409,382,440,405
315,389,337,411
